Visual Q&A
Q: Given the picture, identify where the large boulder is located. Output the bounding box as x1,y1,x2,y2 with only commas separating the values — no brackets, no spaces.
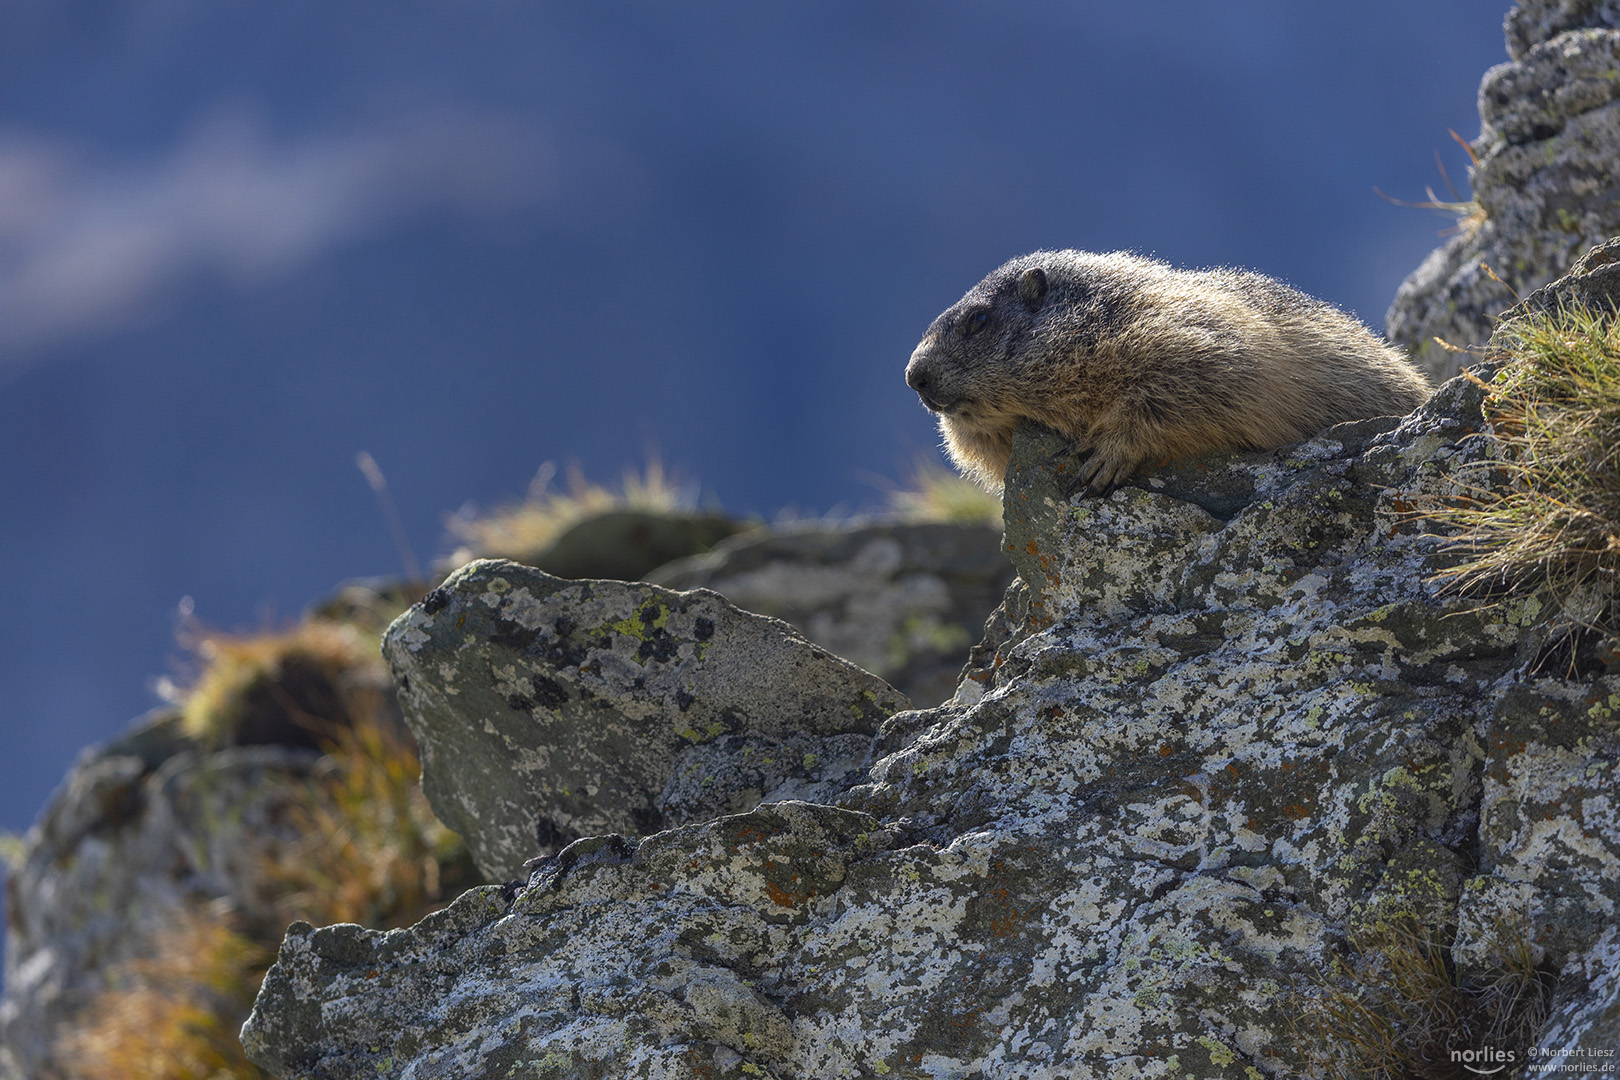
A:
381,562,911,881
1386,2,1620,381
242,286,1620,1075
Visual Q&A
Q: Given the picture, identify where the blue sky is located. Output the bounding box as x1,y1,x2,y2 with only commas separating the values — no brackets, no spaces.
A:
0,2,1508,842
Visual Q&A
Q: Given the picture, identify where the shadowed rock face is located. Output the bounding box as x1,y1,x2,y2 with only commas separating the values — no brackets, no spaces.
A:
241,256,1620,1075
380,562,910,881
1386,2,1620,381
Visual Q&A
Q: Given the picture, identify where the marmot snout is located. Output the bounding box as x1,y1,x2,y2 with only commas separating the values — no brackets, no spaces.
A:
906,250,1433,493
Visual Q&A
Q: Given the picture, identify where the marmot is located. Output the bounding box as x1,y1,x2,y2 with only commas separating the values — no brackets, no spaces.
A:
905,250,1433,493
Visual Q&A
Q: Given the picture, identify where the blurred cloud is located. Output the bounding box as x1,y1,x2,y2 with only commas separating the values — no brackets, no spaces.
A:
0,109,551,361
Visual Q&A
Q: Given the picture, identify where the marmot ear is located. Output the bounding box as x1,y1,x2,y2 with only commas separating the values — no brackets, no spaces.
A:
1017,267,1048,311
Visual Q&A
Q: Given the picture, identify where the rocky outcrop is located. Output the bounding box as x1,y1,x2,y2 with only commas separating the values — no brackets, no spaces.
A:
1504,232,1620,321
240,254,1620,1075
381,564,911,882
650,522,1014,707
0,713,321,1080
1386,0,1620,381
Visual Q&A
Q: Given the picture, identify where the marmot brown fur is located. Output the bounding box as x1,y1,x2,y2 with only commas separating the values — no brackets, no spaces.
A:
905,250,1433,492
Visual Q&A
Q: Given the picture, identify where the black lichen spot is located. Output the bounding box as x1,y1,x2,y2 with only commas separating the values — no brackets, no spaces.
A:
636,628,681,663
506,693,535,712
398,675,411,693
639,603,661,627
675,688,696,712
529,675,569,709
541,633,587,669
421,587,451,615
489,618,541,654
693,616,715,642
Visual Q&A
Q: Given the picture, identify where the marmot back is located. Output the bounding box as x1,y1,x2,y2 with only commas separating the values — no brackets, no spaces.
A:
904,250,1433,492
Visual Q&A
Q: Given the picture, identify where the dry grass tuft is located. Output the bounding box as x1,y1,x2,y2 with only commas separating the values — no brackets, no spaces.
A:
1376,129,1487,239
174,619,387,748
66,604,479,1077
262,706,477,930
58,907,273,1080
445,458,696,564
1296,915,1552,1080
1424,303,1620,643
883,459,1003,527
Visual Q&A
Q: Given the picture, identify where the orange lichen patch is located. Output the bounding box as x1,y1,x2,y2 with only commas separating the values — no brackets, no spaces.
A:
757,856,820,909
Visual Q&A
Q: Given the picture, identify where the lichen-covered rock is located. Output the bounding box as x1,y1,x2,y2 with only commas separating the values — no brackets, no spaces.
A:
1385,5,1620,381
245,338,1620,1076
0,713,320,1080
1503,233,1620,321
381,561,911,881
1507,0,1620,59
243,250,1620,1075
241,802,893,1080
649,521,1014,707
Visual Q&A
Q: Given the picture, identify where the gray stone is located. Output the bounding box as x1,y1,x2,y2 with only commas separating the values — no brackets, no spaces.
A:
381,561,911,881
0,712,321,1080
1507,0,1620,59
244,348,1620,1076
241,802,893,1080
649,521,1014,707
1386,10,1620,382
1503,233,1620,320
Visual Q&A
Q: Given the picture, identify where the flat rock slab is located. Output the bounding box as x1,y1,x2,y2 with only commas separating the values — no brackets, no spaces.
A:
382,560,910,880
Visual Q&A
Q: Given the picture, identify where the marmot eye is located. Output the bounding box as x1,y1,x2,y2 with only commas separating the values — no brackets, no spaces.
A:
962,310,990,339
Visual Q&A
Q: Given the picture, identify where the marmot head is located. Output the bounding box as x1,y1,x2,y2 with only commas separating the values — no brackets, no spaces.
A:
905,252,1054,435
905,250,1138,435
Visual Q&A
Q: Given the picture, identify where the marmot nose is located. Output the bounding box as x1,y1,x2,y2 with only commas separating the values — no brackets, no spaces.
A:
905,360,931,394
